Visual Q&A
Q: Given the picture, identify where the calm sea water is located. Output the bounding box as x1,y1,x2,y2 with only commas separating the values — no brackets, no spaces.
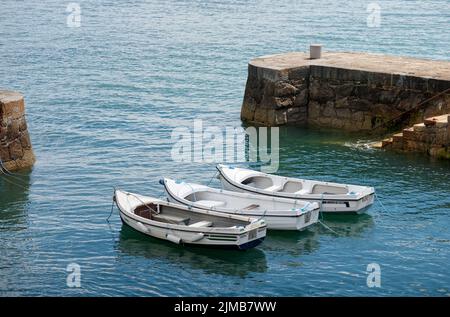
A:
1,0,449,296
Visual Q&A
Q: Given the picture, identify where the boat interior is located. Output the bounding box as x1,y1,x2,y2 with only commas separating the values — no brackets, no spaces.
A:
241,175,349,195
133,203,249,228
183,189,308,211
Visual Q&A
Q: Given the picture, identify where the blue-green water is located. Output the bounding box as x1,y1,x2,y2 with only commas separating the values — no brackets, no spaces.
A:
1,0,449,296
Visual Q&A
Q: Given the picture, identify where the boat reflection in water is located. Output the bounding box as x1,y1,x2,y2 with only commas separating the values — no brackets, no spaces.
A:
261,213,374,256
318,213,375,237
117,225,268,277
262,230,320,256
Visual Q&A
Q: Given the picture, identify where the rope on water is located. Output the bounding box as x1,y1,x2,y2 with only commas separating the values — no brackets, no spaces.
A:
0,158,30,185
318,220,341,236
206,171,218,187
107,187,116,222
374,192,389,213
0,159,31,191
0,173,30,191
319,193,325,220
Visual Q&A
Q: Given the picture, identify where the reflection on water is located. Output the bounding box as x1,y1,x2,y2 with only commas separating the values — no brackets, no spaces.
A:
117,225,268,277
0,170,32,229
262,213,374,256
262,230,320,257
319,213,375,237
0,170,33,295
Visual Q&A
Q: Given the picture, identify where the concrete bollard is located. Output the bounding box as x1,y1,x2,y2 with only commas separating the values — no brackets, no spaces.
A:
310,44,322,59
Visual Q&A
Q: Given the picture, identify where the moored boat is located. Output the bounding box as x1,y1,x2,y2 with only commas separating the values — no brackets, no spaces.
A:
114,189,266,250
161,178,320,231
216,164,375,213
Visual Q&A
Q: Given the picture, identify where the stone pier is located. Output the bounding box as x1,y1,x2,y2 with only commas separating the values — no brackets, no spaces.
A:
0,91,35,171
241,52,450,132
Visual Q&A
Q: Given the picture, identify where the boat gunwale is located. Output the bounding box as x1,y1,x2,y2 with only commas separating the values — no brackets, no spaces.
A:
163,180,319,218
114,190,265,236
216,165,374,202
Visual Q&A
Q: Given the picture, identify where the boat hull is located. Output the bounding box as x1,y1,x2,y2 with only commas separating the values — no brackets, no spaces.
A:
116,200,266,250
165,190,320,231
218,173,374,214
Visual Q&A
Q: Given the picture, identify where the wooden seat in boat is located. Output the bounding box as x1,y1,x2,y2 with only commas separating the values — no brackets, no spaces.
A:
134,203,158,219
264,185,282,192
152,214,190,225
188,221,213,228
195,200,226,208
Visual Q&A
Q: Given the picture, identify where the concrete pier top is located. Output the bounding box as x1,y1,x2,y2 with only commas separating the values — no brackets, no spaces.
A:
250,52,450,81
0,90,24,103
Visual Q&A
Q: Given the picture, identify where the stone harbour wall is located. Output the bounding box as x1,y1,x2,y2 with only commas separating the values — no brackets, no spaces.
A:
242,65,310,126
0,91,35,171
241,52,450,132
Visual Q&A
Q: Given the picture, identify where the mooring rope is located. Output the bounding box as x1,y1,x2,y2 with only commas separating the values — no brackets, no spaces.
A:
107,187,117,222
374,191,389,213
318,220,341,236
0,160,31,191
206,171,218,187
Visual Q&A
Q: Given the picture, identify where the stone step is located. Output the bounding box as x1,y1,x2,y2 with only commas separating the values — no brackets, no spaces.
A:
392,132,404,142
391,132,404,149
380,138,393,148
424,114,449,128
402,127,415,140
413,122,426,132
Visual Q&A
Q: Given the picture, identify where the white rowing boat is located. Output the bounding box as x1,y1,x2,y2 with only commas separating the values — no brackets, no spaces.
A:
114,189,266,250
216,165,375,214
161,178,320,231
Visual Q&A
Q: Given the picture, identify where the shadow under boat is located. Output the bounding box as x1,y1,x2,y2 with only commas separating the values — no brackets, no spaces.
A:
116,225,268,277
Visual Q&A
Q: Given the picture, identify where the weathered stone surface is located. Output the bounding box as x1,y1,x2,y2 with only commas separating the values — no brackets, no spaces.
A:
0,145,11,161
240,100,256,122
274,82,298,97
308,101,321,119
322,101,336,117
7,119,20,139
294,89,308,107
274,97,294,109
20,133,32,149
334,83,354,98
286,107,307,124
254,106,268,124
9,139,23,159
336,108,351,119
0,90,35,170
268,109,287,126
309,79,334,102
242,51,450,133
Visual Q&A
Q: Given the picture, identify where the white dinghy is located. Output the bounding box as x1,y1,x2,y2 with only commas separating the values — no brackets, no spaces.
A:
114,189,266,250
161,178,320,231
216,165,375,214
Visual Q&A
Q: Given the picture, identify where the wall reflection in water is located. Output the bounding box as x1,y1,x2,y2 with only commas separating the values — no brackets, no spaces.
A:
0,169,33,294
0,169,32,229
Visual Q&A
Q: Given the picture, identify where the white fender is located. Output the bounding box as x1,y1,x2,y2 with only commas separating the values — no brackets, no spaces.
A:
136,222,149,233
184,233,204,243
166,233,181,244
